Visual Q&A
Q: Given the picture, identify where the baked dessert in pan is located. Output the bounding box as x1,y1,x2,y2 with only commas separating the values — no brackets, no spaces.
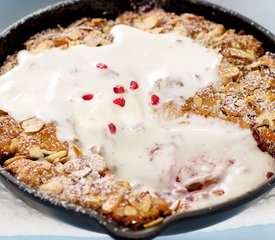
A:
0,0,274,236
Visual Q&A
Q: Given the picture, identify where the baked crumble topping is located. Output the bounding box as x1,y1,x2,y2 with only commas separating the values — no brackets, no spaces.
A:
0,9,274,229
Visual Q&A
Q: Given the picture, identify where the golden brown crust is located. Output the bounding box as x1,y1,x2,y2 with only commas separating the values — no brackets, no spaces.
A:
16,121,68,156
5,158,57,188
0,9,274,229
0,112,22,160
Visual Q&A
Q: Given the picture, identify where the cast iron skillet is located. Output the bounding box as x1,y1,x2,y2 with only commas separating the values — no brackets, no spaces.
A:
0,0,275,239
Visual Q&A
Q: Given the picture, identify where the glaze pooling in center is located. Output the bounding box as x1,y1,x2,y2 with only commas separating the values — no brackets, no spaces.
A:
0,24,273,208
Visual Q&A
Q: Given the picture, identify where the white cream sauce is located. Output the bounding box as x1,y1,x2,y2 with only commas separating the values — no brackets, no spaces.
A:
0,25,274,207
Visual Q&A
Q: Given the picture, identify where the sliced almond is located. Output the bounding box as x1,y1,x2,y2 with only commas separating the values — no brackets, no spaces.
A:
246,95,255,102
55,162,64,173
52,156,69,165
256,112,275,130
124,205,137,216
30,40,52,54
39,180,63,195
28,146,44,159
130,193,152,213
219,63,240,85
72,144,83,157
90,145,104,155
43,150,67,163
243,84,256,91
209,25,225,37
135,15,158,30
115,180,131,191
9,138,18,153
102,193,121,214
235,99,246,107
193,95,203,107
143,15,158,29
41,161,52,171
66,30,82,41
85,196,101,207
59,156,70,164
41,149,56,155
4,155,26,166
144,217,164,228
91,18,104,25
267,94,275,103
170,199,181,211
227,48,255,61
52,157,60,165
22,118,44,133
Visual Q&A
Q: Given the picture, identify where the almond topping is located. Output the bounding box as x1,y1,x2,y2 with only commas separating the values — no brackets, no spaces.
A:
41,149,57,155
124,205,137,216
43,150,67,163
41,161,52,171
39,180,64,195
143,217,164,228
193,95,203,107
235,99,246,107
9,138,18,153
85,196,101,207
141,15,158,29
28,146,44,159
22,118,44,133
102,193,121,214
4,155,26,166
72,144,83,157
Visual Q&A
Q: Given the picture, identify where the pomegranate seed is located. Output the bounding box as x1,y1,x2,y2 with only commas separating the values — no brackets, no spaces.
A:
113,97,125,107
176,176,181,183
96,63,108,69
113,85,125,94
151,94,160,105
130,81,139,90
108,123,116,134
82,94,94,101
266,171,274,179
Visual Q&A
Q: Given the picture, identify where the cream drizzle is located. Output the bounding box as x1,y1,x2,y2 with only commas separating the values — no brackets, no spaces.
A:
0,25,274,207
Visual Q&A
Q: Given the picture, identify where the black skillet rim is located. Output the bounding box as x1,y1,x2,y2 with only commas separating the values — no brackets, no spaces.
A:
0,0,275,239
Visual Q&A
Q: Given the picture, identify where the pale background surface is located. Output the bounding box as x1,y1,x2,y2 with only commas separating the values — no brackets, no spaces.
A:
0,0,275,34
0,1,274,239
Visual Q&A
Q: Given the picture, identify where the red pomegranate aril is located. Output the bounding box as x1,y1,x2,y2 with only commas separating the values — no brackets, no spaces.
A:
82,94,94,101
151,94,160,105
113,85,125,94
266,171,274,179
113,97,125,107
108,123,116,134
96,63,108,69
130,81,139,90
